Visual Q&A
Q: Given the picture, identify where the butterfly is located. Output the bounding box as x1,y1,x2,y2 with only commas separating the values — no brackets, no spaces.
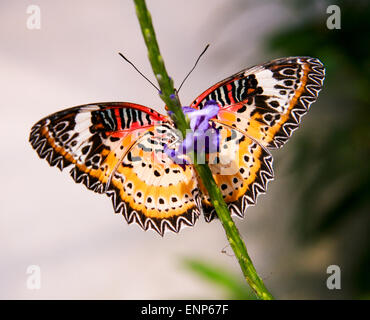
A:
29,56,325,236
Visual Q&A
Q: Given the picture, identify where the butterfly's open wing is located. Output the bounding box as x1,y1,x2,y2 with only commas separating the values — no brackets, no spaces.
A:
190,57,324,221
190,57,325,148
29,102,202,235
198,122,274,221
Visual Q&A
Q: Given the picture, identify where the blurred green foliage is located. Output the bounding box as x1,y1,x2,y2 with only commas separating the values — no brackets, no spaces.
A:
184,0,370,299
182,258,256,300
266,0,370,298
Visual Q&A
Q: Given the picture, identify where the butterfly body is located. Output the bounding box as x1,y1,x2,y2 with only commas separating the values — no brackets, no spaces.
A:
30,57,325,235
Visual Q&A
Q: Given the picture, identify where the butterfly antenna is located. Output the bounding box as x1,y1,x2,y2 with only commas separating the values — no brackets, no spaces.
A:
118,52,160,92
177,44,210,92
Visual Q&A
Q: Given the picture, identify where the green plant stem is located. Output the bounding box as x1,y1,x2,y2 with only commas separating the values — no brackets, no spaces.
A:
133,0,273,300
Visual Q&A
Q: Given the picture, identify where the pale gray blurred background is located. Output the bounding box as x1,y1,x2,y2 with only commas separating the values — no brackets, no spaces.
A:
2,0,366,299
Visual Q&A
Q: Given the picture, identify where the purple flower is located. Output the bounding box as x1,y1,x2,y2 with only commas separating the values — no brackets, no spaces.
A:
165,100,221,164
183,101,219,133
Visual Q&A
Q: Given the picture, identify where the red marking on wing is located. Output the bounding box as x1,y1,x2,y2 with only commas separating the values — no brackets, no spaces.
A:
190,84,220,109
107,103,168,122
226,83,235,104
130,121,144,130
114,108,122,130
108,125,155,138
